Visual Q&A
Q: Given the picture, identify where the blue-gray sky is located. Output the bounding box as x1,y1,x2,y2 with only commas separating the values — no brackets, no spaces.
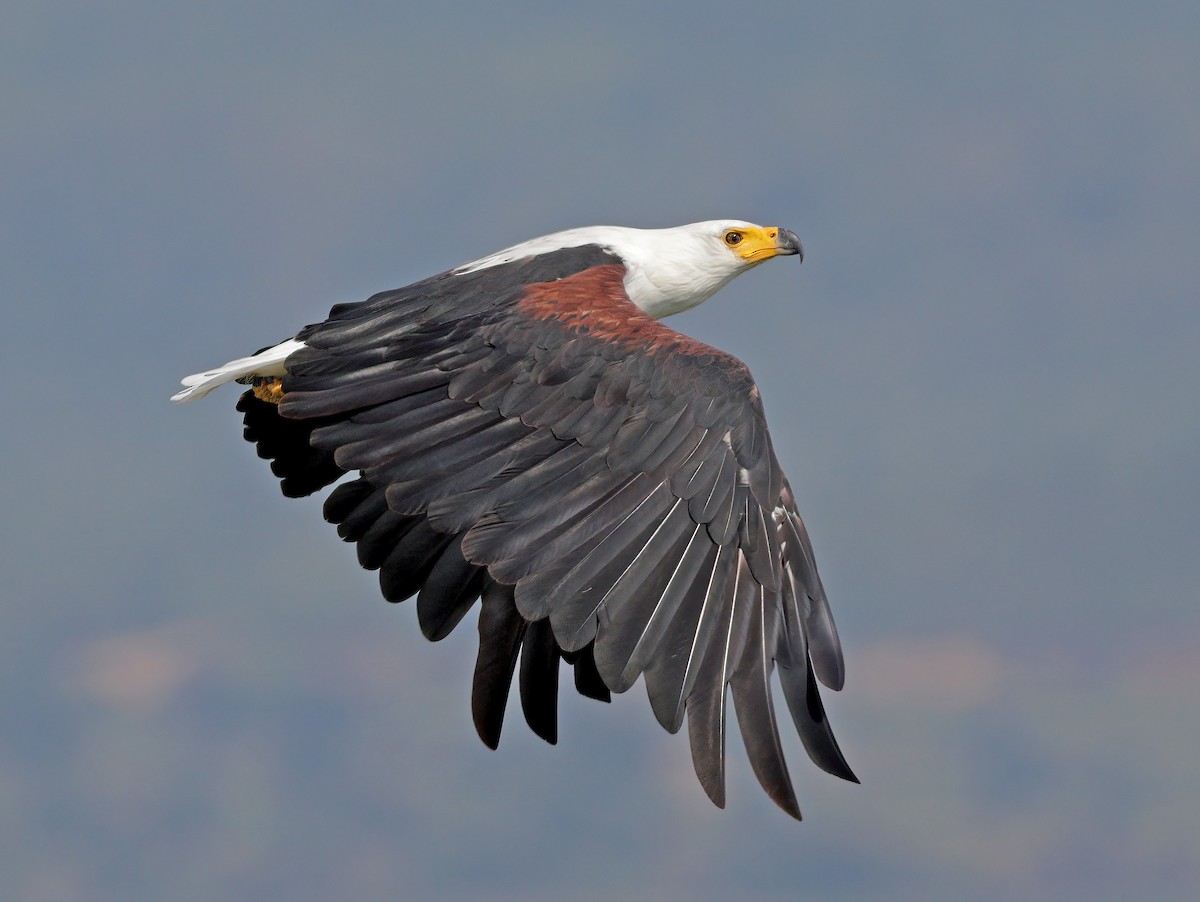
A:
3,2,1198,899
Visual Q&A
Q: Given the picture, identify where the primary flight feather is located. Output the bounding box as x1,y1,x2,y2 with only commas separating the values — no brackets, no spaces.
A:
173,219,856,818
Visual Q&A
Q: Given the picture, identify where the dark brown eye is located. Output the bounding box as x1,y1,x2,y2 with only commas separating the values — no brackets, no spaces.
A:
724,231,743,246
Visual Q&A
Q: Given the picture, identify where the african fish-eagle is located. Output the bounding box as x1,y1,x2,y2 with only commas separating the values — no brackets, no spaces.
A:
173,220,856,819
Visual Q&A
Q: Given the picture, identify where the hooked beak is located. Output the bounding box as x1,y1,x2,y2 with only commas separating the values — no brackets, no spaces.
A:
774,227,804,262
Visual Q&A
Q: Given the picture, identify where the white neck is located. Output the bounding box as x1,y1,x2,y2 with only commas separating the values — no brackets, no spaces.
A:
455,223,752,319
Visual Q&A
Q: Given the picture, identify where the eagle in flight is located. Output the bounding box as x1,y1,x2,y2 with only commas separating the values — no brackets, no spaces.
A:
173,220,856,819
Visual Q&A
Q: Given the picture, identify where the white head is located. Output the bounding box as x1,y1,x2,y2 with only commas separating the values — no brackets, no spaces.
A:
456,220,803,318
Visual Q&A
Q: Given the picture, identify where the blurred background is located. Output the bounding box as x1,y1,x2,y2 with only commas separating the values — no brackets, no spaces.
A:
3,1,1197,899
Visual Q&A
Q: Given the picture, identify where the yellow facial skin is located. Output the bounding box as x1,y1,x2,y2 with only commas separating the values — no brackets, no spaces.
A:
722,225,803,264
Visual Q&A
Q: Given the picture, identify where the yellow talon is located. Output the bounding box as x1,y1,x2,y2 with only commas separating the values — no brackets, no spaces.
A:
251,378,284,404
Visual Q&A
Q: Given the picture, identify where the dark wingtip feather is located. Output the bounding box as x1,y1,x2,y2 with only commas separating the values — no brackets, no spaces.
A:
778,657,859,783
237,390,345,498
518,619,560,745
570,645,612,703
687,694,727,810
378,523,454,603
323,478,374,528
471,582,527,749
730,641,803,818
417,536,485,641
806,590,846,691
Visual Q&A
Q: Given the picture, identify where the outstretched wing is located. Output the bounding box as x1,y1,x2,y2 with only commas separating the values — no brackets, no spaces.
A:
241,244,856,817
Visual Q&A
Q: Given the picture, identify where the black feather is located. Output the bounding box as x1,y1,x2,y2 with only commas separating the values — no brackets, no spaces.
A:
309,391,462,453
681,448,726,514
596,521,712,693
426,436,587,537
641,540,726,732
778,655,858,783
693,448,737,525
351,500,423,570
570,644,611,703
472,581,527,749
684,553,756,808
668,428,726,499
805,589,845,692
237,390,345,498
460,455,615,574
378,521,454,602
369,417,530,486
545,491,682,651
706,480,742,546
417,535,485,641
684,590,735,809
518,618,561,744
640,417,703,478
338,404,502,473
739,495,782,592
729,591,801,819
322,478,376,537
487,469,654,587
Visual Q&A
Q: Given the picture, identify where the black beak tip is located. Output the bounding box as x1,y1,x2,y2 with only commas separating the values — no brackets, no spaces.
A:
780,228,804,262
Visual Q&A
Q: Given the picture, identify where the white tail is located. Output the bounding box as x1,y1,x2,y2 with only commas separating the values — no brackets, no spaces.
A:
171,339,306,403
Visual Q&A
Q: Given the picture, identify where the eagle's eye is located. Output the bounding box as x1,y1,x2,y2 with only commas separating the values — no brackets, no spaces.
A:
724,230,743,246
